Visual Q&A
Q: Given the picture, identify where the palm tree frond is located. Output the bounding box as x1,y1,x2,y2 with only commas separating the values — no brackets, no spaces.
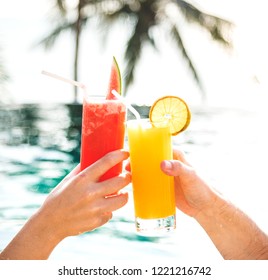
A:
208,18,233,47
36,18,89,50
124,26,142,94
123,1,159,93
0,67,9,83
37,22,72,49
170,25,204,94
56,0,68,15
100,2,134,19
0,48,9,83
175,0,233,47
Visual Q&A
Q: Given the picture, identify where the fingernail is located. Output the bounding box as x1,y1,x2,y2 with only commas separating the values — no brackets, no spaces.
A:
162,160,172,170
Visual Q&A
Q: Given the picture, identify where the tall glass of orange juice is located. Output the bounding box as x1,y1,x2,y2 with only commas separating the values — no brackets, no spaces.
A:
127,119,176,234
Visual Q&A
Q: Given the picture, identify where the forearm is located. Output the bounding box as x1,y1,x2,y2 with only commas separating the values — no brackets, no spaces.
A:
195,195,268,260
0,210,62,260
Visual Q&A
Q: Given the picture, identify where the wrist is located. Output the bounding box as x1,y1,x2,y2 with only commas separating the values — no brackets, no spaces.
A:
21,208,65,259
0,208,64,260
32,206,66,246
194,190,229,225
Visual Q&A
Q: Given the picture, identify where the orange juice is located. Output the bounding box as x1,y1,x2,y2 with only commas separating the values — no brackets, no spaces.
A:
127,119,176,233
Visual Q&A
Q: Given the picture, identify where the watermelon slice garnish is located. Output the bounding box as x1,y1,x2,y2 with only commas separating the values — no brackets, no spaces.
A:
106,56,122,100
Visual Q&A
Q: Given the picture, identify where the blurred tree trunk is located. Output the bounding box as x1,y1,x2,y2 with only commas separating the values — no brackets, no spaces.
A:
73,1,84,103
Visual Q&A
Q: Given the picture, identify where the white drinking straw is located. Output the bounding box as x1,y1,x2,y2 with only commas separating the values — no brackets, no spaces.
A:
111,90,141,120
42,70,141,120
41,70,86,90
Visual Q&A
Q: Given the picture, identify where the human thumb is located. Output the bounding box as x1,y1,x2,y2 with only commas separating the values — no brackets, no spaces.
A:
160,160,186,176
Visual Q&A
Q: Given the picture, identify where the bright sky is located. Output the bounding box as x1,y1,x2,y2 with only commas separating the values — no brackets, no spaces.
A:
1,0,268,108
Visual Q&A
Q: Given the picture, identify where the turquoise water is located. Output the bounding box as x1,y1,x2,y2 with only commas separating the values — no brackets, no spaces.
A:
1,103,267,261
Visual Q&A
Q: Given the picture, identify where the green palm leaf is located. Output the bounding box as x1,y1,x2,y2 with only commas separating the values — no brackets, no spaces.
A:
170,24,204,93
175,0,233,46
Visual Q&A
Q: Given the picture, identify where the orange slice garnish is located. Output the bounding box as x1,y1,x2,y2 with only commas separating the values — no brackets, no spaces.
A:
149,95,191,135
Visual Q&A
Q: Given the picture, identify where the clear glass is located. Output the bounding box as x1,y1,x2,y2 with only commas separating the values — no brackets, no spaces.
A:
127,119,176,235
80,95,126,181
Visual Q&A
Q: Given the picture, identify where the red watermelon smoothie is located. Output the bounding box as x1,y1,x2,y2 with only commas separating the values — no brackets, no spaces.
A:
80,95,126,181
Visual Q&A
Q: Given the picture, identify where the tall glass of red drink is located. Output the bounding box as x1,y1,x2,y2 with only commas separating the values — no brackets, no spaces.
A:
80,95,126,181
